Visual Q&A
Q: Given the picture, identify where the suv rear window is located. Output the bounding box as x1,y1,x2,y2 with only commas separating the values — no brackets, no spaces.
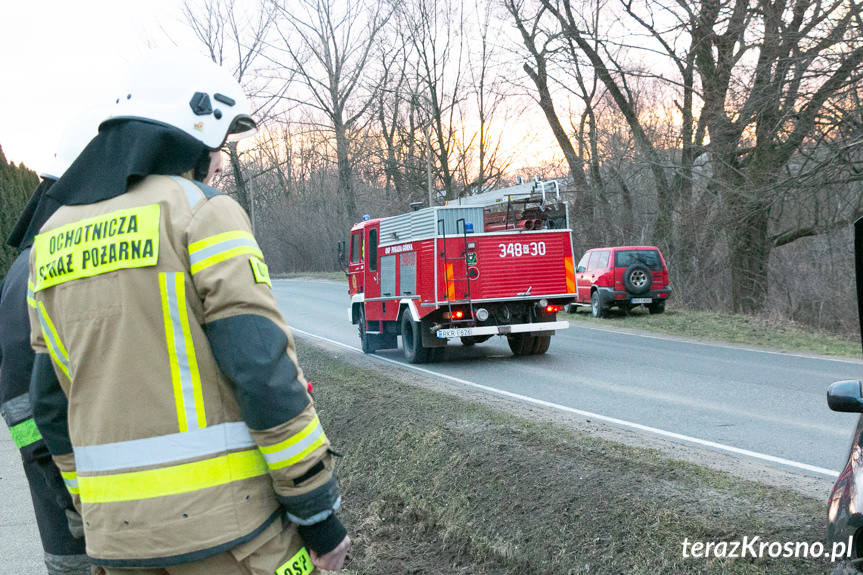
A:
614,249,662,270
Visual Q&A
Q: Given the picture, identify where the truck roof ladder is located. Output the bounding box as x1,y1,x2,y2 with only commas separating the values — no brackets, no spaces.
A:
437,217,475,325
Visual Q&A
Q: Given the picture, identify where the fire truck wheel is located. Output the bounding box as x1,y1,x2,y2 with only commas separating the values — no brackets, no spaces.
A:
428,346,445,362
401,312,430,363
507,333,534,356
531,335,551,355
358,306,375,354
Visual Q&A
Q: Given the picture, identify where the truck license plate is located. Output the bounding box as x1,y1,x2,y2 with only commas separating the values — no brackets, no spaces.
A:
631,297,652,304
437,328,472,338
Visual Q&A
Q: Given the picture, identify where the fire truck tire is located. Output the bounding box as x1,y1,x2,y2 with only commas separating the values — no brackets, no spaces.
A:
429,346,445,362
531,335,551,355
401,312,430,364
507,333,534,355
358,306,375,354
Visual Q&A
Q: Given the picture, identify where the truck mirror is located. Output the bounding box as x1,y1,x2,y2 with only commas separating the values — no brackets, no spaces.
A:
337,241,345,262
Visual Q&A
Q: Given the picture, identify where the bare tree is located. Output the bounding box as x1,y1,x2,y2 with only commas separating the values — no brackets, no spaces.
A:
507,0,863,312
270,0,390,221
393,0,471,201
181,0,279,214
504,0,589,189
461,0,517,195
684,0,863,311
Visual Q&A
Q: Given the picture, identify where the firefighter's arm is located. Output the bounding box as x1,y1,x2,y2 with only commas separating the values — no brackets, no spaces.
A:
186,192,346,555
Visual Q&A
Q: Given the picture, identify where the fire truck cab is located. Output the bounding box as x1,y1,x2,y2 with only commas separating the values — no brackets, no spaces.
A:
343,179,577,363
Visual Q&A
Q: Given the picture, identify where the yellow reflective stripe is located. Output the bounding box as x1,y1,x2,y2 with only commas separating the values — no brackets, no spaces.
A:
160,274,185,431
78,448,268,504
259,416,327,471
36,302,71,380
159,273,205,432
61,470,80,495
176,276,205,430
27,280,36,308
188,231,262,275
31,204,160,291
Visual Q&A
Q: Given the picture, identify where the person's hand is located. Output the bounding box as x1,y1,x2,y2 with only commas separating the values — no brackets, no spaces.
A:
309,535,350,571
65,508,85,539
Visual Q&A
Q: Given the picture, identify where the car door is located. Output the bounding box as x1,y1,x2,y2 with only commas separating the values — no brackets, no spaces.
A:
575,251,593,302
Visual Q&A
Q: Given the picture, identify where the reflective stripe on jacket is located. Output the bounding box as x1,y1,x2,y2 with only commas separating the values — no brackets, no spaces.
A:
28,175,339,567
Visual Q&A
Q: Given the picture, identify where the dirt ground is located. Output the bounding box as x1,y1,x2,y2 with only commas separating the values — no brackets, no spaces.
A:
297,338,840,575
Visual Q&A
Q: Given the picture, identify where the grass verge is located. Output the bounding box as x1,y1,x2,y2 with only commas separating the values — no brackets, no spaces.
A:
301,344,831,575
566,306,861,359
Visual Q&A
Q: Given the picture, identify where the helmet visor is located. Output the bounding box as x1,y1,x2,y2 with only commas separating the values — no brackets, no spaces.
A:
225,116,257,144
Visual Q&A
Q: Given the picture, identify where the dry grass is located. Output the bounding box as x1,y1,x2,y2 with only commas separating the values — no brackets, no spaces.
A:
301,344,831,575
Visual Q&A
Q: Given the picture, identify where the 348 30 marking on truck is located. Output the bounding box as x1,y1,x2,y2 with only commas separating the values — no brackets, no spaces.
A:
498,241,546,258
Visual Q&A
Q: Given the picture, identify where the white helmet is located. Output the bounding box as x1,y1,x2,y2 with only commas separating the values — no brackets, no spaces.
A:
103,48,257,150
41,106,106,180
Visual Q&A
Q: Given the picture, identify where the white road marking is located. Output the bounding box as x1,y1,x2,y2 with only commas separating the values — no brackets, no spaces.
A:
567,321,863,365
292,328,841,478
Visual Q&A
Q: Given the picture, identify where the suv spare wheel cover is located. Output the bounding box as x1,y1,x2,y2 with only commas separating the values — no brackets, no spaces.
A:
623,263,651,295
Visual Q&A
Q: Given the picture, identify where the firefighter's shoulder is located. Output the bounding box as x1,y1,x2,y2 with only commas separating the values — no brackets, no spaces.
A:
163,175,224,209
190,181,223,200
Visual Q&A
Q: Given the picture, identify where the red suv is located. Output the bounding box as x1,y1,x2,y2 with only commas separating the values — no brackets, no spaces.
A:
570,246,671,317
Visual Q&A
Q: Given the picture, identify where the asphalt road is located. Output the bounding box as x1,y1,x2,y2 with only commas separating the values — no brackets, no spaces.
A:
274,278,861,475
2,277,859,572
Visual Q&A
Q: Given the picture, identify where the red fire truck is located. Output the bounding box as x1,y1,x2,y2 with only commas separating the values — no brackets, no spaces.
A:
341,179,577,363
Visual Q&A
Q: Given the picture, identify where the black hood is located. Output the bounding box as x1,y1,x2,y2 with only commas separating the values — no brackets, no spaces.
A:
6,178,57,249
7,120,210,249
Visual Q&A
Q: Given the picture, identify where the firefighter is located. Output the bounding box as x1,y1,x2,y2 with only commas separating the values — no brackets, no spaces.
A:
27,49,349,573
0,108,104,575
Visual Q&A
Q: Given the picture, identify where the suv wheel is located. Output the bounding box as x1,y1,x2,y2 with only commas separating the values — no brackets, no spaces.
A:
648,300,665,315
591,291,606,318
623,263,651,295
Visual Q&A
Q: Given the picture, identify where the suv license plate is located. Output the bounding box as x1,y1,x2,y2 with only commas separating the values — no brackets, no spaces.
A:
631,297,652,304
437,328,472,339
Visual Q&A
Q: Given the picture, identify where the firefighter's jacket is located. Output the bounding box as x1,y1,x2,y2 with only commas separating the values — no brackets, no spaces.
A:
28,175,343,568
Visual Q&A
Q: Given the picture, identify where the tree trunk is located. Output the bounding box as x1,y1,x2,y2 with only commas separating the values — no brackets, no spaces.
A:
226,143,250,215
334,121,357,220
728,196,771,312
